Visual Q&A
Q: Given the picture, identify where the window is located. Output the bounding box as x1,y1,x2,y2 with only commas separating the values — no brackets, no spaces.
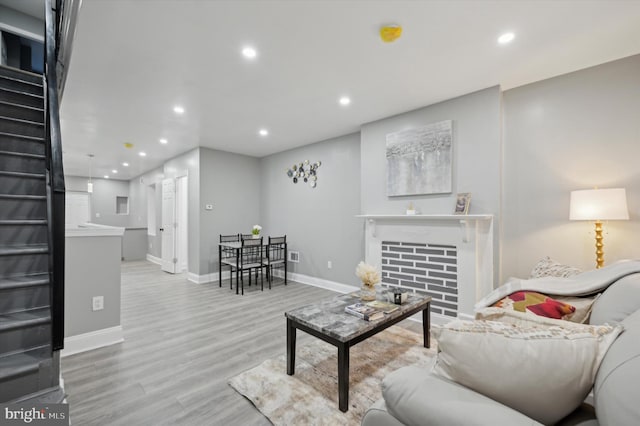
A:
116,196,129,215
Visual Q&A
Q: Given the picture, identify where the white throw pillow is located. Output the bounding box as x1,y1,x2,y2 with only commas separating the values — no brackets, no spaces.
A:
530,256,582,279
432,319,622,425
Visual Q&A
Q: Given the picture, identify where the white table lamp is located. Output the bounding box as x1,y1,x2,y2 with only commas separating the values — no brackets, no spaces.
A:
569,188,629,268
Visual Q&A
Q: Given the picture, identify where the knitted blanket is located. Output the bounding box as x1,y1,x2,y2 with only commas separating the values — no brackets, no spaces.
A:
475,260,640,310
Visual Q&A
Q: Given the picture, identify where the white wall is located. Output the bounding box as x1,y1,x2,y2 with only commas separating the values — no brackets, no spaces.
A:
360,86,502,283
260,133,363,286
502,54,640,279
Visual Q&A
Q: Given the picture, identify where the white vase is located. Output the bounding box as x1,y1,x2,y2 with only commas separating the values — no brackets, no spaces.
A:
252,234,260,239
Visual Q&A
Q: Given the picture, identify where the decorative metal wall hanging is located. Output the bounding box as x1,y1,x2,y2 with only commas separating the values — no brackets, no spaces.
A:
286,160,321,188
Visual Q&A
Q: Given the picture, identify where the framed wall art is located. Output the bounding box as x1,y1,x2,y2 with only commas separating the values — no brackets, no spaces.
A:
386,120,453,196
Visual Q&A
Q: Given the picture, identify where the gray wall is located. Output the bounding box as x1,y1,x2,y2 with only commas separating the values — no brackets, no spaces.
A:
260,133,363,286
199,147,260,276
66,175,131,228
502,54,640,279
360,86,502,281
65,235,121,337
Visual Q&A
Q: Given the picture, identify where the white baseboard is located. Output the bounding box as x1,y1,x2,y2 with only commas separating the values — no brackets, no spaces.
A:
272,270,356,294
61,326,124,357
146,254,162,265
457,312,475,321
187,270,232,284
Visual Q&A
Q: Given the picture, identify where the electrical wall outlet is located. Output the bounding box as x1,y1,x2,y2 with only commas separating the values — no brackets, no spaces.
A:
95,212,101,218
327,260,332,269
205,204,213,210
92,296,104,311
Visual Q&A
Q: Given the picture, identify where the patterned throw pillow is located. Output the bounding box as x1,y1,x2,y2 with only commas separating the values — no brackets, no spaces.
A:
493,291,576,320
530,256,582,278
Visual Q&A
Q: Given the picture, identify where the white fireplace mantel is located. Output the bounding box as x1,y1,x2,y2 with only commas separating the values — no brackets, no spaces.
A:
357,214,493,243
357,214,494,321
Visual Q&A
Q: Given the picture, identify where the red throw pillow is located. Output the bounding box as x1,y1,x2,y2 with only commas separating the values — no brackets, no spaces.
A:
493,291,576,320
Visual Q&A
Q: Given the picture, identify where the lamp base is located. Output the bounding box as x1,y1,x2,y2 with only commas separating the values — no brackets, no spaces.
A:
594,220,604,269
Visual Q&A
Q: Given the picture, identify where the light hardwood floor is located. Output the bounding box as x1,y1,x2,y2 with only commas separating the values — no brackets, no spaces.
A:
61,261,421,425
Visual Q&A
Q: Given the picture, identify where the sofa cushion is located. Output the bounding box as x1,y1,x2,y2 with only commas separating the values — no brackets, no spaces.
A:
530,256,582,278
593,309,640,425
590,273,640,325
361,399,405,426
432,320,622,425
493,291,576,319
382,366,542,426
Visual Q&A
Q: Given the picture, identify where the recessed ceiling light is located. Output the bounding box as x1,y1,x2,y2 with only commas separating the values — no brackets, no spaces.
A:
259,129,269,137
173,105,185,114
104,175,109,179
339,96,351,106
159,138,168,144
112,169,118,174
242,46,257,59
122,162,129,167
497,32,515,45
139,152,147,157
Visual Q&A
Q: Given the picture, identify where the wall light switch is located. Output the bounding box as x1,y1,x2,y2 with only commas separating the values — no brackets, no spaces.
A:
205,204,213,211
92,296,104,311
327,261,332,269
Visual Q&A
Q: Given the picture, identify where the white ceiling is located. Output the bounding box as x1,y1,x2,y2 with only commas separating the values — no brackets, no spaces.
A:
53,0,640,180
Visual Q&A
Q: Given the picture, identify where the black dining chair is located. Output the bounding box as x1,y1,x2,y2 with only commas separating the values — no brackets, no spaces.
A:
263,235,287,289
219,234,240,289
237,237,264,295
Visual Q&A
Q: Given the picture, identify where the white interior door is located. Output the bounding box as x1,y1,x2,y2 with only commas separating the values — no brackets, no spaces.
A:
161,178,177,273
176,175,188,272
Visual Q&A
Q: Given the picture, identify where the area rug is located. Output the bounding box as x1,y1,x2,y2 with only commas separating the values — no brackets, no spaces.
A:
228,326,436,425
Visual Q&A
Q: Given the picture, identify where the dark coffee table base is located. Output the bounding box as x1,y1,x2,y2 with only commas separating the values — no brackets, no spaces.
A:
286,301,430,412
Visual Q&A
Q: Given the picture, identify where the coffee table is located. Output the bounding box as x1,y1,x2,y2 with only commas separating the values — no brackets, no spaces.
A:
285,292,431,412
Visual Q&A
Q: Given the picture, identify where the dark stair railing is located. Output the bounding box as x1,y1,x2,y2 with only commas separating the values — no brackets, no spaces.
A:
44,0,66,351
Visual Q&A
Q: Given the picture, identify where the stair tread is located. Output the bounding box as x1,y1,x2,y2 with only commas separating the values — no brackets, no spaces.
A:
0,100,44,113
0,86,44,100
0,65,43,83
0,194,46,200
0,132,45,142
0,73,43,89
0,220,47,225
0,116,45,127
0,308,50,332
0,274,49,291
0,352,43,380
0,170,46,179
0,245,49,256
0,150,45,160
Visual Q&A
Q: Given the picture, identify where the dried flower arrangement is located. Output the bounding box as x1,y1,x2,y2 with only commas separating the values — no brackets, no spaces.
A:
356,261,381,288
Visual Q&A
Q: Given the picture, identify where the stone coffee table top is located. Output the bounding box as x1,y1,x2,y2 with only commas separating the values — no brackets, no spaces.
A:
285,291,431,343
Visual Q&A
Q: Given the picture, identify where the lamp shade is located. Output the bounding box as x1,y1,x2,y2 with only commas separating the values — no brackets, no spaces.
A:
569,188,629,221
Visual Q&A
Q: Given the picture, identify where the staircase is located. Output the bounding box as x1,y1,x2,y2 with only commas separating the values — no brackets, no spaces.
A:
0,65,61,403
